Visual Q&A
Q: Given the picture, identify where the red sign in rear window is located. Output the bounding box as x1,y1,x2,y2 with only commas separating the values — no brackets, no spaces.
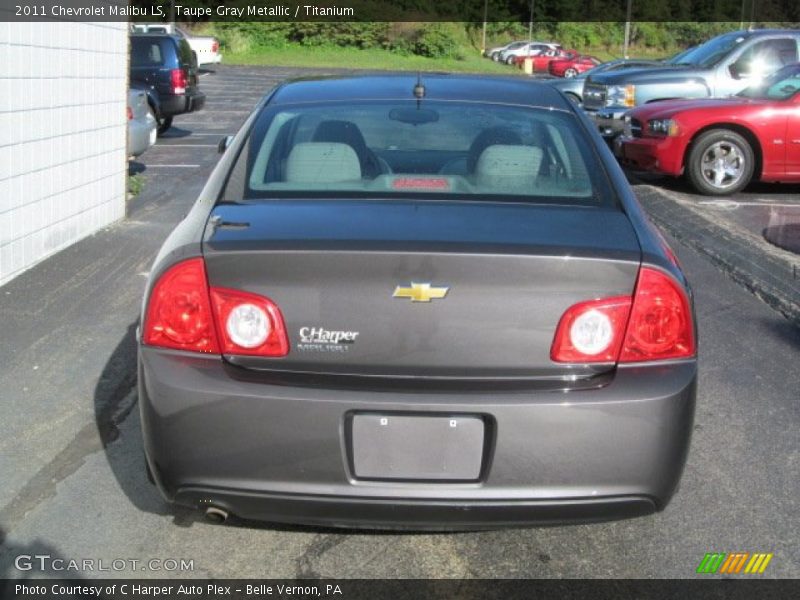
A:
391,178,451,191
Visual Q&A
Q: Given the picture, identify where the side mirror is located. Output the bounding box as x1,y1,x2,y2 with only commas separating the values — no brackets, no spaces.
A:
218,135,234,154
729,62,751,80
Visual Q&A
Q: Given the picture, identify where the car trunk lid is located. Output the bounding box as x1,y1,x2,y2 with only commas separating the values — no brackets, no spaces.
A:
202,200,641,381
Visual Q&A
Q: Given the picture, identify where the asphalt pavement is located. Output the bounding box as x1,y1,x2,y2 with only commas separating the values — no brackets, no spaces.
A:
0,65,798,580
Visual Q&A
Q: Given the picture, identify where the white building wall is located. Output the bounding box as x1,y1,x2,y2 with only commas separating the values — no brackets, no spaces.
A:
0,21,128,286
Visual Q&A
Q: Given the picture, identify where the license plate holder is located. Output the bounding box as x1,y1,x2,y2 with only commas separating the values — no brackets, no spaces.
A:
350,414,485,481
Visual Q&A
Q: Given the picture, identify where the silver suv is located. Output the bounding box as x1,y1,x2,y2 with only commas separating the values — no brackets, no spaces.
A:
583,30,800,138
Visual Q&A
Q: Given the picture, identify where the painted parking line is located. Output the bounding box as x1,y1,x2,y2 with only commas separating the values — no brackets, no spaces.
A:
146,164,202,168
699,200,800,209
154,144,218,147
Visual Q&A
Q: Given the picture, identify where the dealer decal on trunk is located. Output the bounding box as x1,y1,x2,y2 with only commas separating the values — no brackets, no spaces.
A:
297,327,360,353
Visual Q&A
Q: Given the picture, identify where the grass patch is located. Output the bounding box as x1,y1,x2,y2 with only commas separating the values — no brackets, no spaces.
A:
221,43,679,75
223,44,520,75
127,174,145,198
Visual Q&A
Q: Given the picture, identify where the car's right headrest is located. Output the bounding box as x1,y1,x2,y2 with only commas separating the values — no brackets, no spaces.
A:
474,144,543,193
285,142,362,183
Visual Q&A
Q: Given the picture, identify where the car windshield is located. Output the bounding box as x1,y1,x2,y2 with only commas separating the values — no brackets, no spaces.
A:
737,64,800,100
225,100,612,207
671,32,747,68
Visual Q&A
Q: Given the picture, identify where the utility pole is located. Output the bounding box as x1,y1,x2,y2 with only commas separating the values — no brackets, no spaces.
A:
481,0,488,54
623,0,632,59
528,0,534,56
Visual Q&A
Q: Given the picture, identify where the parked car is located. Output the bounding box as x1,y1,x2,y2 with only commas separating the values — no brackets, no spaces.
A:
129,33,206,135
485,40,527,61
512,48,571,72
549,54,602,78
127,86,157,157
500,42,560,65
583,29,800,139
616,63,800,195
546,59,663,104
139,73,697,528
131,23,222,67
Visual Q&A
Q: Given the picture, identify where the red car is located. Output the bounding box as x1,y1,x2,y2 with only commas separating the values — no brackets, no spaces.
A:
616,64,800,195
514,48,572,72
548,54,602,78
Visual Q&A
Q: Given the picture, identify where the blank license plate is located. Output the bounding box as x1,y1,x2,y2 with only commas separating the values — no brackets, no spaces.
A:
351,414,484,481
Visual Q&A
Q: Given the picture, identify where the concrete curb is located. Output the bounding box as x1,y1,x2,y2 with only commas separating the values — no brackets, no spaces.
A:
635,184,800,326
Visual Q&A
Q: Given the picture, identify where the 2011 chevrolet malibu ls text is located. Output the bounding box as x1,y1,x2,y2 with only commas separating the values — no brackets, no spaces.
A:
138,74,698,529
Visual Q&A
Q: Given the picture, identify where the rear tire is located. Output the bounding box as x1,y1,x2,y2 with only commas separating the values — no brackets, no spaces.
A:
564,68,578,78
686,129,754,196
156,115,173,136
505,56,515,65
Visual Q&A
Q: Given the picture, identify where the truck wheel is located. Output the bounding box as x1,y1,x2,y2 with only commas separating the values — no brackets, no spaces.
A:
564,68,579,78
156,116,173,136
686,129,754,196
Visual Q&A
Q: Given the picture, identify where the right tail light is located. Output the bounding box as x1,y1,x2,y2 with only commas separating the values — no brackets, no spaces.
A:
552,266,695,364
170,68,187,95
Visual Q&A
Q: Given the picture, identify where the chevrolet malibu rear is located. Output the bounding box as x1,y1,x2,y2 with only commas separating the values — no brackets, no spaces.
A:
138,74,697,529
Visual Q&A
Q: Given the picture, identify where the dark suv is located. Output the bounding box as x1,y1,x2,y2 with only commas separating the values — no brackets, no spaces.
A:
130,33,206,135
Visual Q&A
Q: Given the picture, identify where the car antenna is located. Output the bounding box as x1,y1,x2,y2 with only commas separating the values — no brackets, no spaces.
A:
413,72,425,108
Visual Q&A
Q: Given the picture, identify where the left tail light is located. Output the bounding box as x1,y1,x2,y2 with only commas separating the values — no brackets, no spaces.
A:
127,106,133,120
211,40,219,53
143,258,289,357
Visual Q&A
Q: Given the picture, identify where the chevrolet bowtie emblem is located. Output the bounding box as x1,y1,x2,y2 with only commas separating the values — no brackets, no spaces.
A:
393,282,449,302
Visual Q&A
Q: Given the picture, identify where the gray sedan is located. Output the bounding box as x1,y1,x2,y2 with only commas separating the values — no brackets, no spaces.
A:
138,74,697,529
127,87,157,157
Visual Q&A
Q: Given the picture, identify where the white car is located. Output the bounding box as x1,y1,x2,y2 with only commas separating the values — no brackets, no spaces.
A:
500,42,561,65
485,41,527,61
130,23,222,67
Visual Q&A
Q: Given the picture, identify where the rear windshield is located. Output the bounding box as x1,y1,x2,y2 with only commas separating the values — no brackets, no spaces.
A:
131,37,173,67
224,100,613,207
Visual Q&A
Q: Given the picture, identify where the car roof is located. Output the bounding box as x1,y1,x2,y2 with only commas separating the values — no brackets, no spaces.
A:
268,73,572,110
727,29,800,37
129,32,183,42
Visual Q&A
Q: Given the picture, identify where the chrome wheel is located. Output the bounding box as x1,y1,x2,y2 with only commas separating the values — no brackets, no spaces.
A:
700,141,746,190
564,68,578,78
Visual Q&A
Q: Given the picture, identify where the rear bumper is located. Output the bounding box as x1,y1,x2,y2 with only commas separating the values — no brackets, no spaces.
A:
139,348,696,529
127,117,156,157
177,488,656,529
615,135,685,176
159,91,206,118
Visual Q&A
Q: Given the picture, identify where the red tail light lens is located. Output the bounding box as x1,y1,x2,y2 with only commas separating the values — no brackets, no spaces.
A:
551,267,695,364
143,259,290,357
143,258,219,353
127,106,133,120
170,68,187,94
210,288,289,357
551,296,632,363
211,40,219,53
619,267,695,362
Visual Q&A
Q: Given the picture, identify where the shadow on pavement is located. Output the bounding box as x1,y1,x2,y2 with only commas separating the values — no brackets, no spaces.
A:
158,126,194,139
93,323,199,527
0,526,84,581
760,317,800,350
